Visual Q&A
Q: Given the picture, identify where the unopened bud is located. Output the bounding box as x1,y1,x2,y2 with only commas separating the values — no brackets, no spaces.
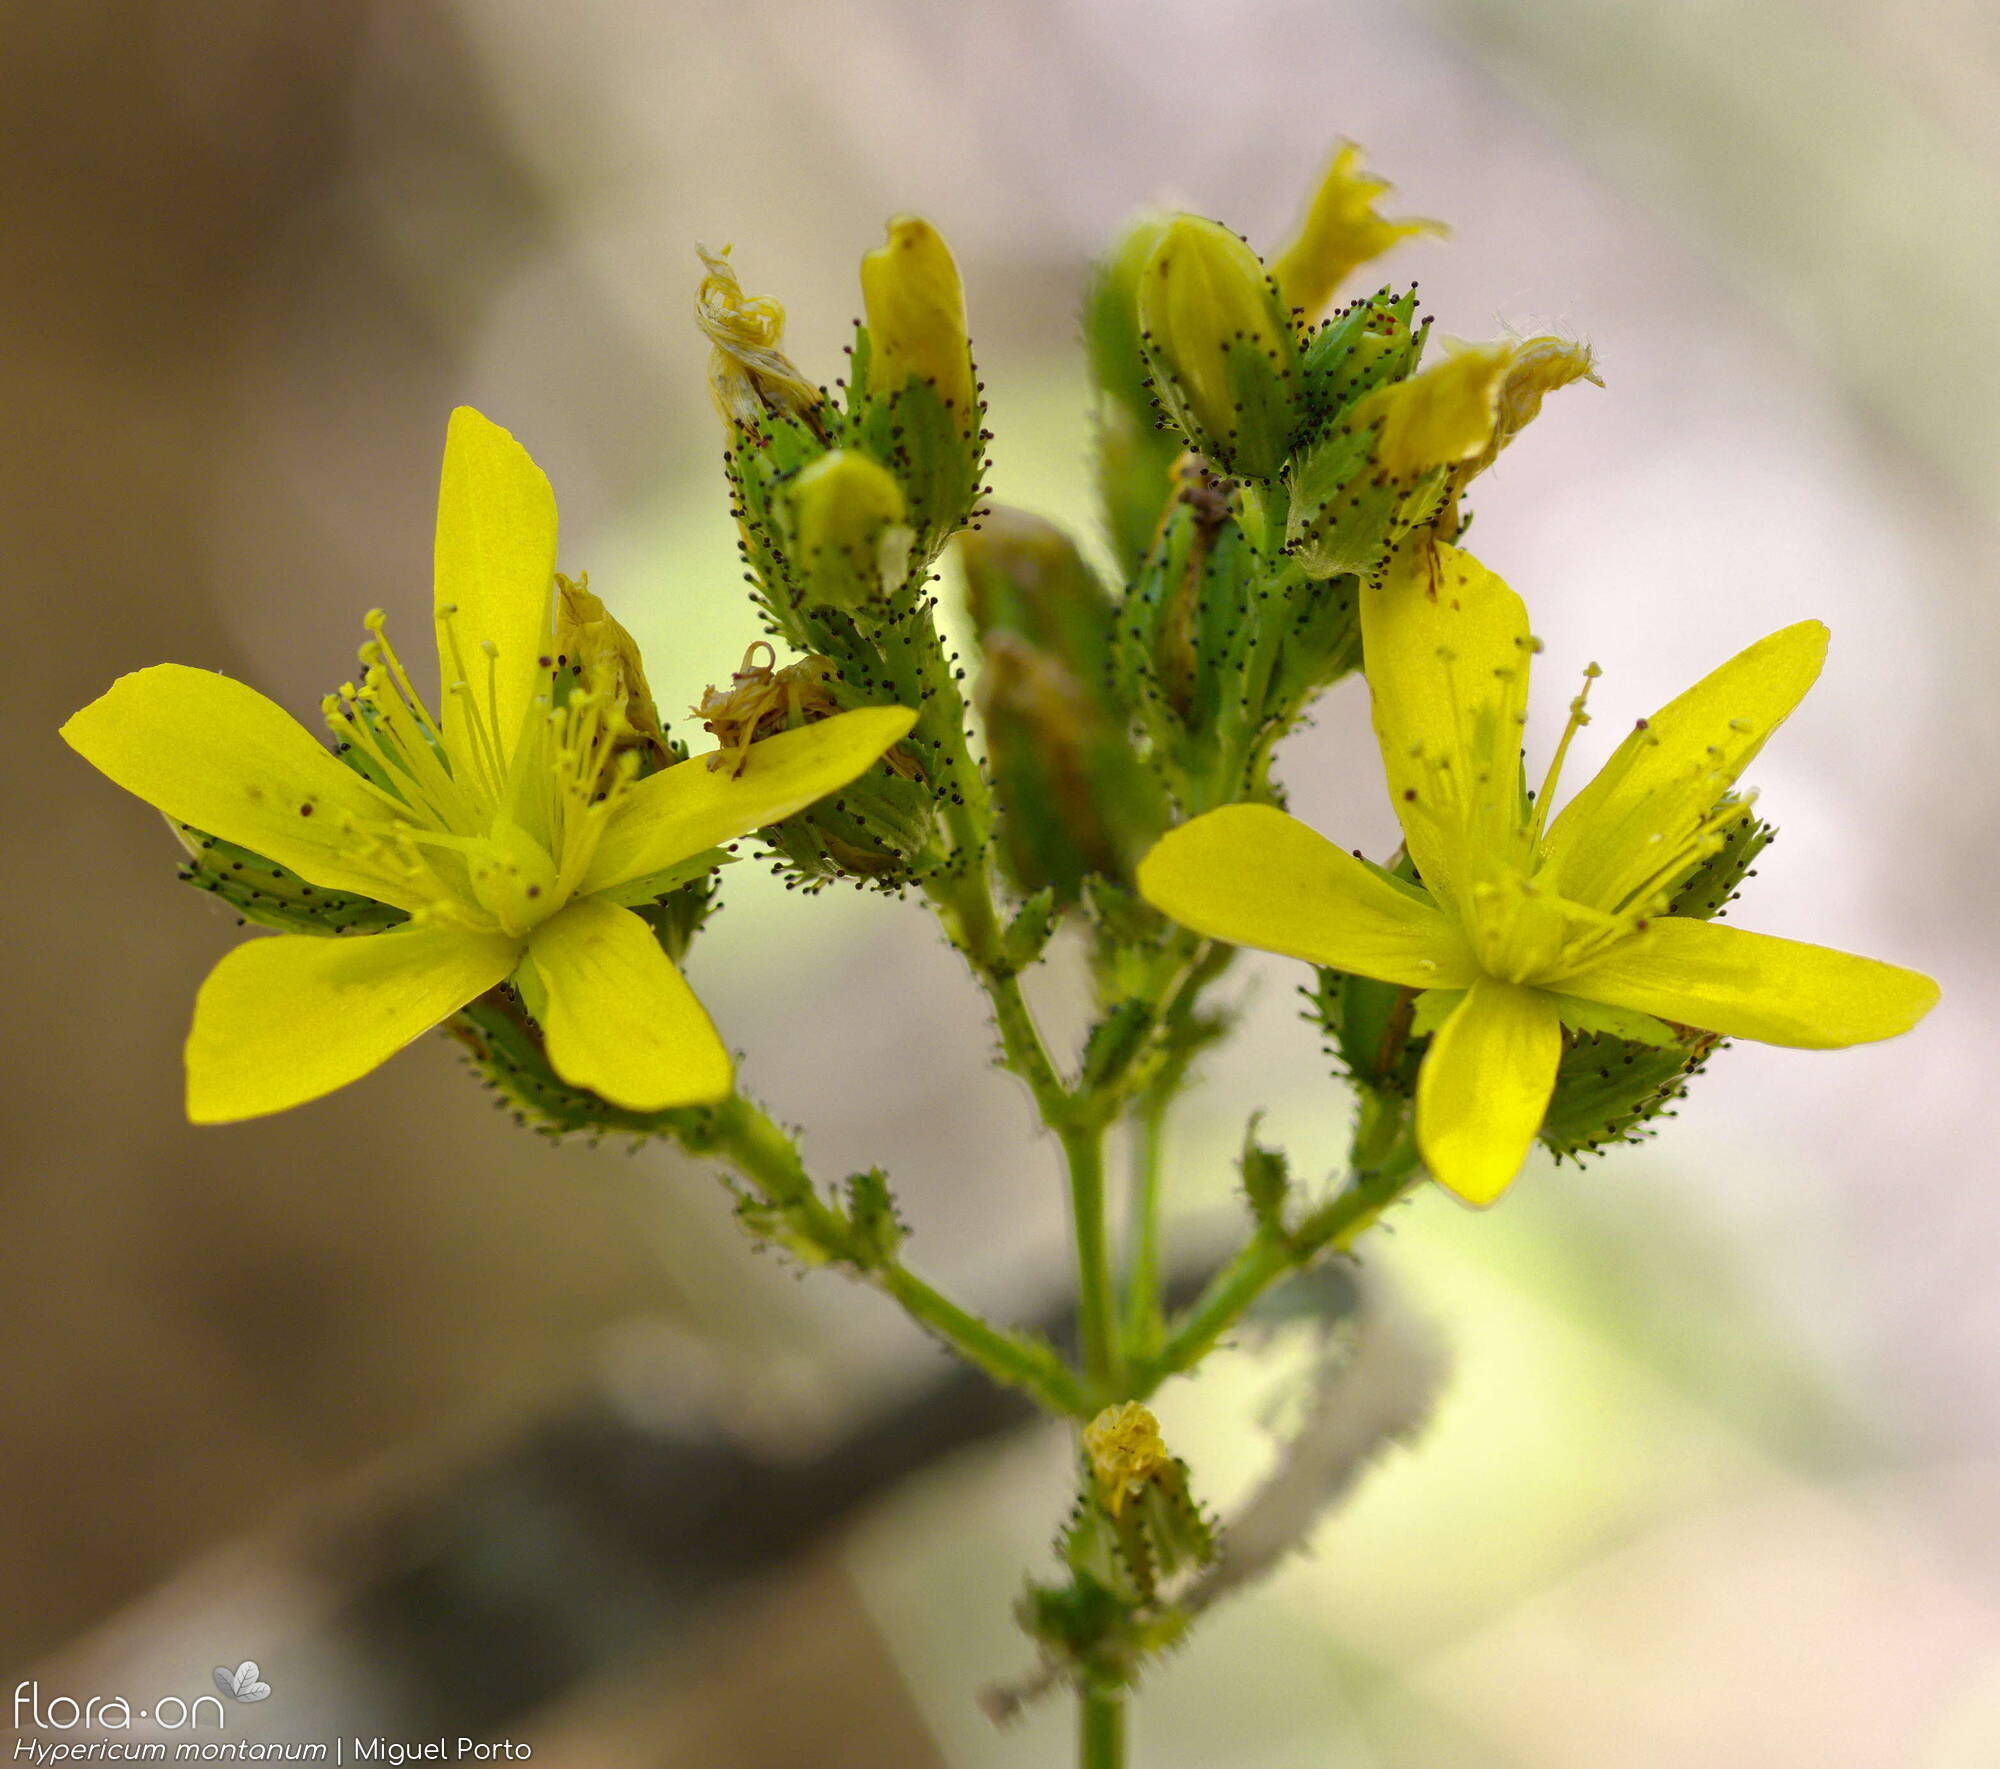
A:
785,450,914,610
854,217,985,557
1084,212,1183,566
960,507,1116,679
1138,216,1301,480
860,216,977,419
1081,1403,1216,1599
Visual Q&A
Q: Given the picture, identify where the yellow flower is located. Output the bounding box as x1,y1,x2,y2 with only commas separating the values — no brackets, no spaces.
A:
62,408,914,1124
1136,541,1938,1205
1269,141,1444,321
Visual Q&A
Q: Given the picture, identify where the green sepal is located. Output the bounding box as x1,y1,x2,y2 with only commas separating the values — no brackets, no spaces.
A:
1551,994,1679,1047
1307,968,1421,1096
1294,285,1427,431
1284,287,1445,580
593,848,732,909
447,988,711,1141
1538,1029,1715,1163
1239,1113,1291,1232
722,409,845,649
631,872,723,968
174,823,407,936
850,335,985,563
841,1167,906,1268
1284,415,1449,582
759,764,937,891
1664,812,1776,921
1000,887,1060,974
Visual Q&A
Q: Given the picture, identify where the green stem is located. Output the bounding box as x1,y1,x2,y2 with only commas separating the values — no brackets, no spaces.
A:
1080,1686,1126,1769
1139,1107,1422,1394
1061,1118,1123,1398
702,1094,1089,1416
1119,1090,1170,1364
985,966,1070,1119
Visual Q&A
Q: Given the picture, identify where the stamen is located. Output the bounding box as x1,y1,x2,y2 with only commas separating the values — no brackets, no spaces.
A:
1528,662,1599,845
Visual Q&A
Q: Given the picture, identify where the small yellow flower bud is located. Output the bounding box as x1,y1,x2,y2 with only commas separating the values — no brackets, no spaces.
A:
1084,1402,1173,1519
786,449,914,610
1138,216,1301,479
859,216,977,422
1269,142,1444,322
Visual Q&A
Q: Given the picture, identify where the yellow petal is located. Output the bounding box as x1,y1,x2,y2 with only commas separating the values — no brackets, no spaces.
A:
1353,341,1515,481
186,924,517,1122
1415,976,1562,1206
1540,621,1826,910
1135,803,1475,989
582,706,917,897
1361,540,1536,907
62,663,414,907
1270,141,1444,322
1551,916,1938,1049
433,407,558,763
527,897,733,1110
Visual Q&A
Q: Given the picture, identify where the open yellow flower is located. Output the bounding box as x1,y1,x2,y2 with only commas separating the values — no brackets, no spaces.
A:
62,408,914,1123
1137,540,1938,1205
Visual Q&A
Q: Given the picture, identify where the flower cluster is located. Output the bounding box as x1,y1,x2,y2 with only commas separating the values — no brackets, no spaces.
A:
60,139,1940,1747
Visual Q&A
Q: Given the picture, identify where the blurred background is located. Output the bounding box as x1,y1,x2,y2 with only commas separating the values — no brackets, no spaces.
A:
7,1,1998,1763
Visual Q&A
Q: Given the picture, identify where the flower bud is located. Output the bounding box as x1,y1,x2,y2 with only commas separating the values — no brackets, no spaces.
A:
1138,216,1302,479
1269,142,1444,323
854,216,985,557
1080,1403,1216,1600
960,506,1116,681
859,216,977,419
784,449,914,610
1083,211,1183,567
963,510,1166,900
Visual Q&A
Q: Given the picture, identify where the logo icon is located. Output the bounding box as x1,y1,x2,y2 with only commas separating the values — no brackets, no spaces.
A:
211,1662,270,1704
